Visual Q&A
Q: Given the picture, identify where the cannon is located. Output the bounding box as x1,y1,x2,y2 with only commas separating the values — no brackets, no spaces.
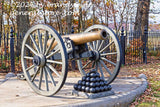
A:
21,24,122,96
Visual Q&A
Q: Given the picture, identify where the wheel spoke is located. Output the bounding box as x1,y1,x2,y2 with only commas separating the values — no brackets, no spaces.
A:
45,67,56,86
93,41,96,50
98,40,104,51
24,56,33,60
30,34,40,53
96,40,100,50
100,60,112,75
92,61,95,68
45,37,55,55
38,68,43,89
100,52,117,56
46,49,60,59
101,57,116,66
100,40,114,53
47,60,62,65
98,62,105,79
26,65,35,71
82,60,92,69
25,44,38,55
31,67,40,82
44,67,49,91
46,63,60,77
37,29,43,53
88,42,94,50
43,31,48,54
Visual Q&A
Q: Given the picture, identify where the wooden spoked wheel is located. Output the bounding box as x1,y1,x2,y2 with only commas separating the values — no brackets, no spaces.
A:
77,25,122,85
21,24,68,96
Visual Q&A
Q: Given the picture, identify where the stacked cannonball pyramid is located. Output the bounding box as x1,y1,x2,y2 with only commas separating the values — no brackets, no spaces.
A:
74,69,112,93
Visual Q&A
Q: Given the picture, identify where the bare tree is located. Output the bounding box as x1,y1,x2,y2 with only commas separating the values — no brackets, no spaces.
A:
94,0,132,34
111,0,129,34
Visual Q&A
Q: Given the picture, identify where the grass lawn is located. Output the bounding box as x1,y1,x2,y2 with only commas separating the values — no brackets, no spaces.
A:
118,56,160,107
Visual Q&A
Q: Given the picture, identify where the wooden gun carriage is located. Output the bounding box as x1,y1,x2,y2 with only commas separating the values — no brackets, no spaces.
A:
21,24,122,96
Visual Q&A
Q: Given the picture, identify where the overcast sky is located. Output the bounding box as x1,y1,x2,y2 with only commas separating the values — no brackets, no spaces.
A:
149,0,160,24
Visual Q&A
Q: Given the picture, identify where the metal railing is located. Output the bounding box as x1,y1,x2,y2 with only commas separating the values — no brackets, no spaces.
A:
0,27,160,73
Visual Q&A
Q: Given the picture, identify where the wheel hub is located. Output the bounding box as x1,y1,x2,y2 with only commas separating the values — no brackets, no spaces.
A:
33,54,46,67
90,51,100,61
94,51,100,61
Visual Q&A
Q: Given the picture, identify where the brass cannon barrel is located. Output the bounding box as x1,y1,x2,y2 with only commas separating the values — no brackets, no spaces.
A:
47,29,108,49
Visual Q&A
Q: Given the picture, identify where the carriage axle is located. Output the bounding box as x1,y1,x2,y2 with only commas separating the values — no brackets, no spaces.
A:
21,24,122,96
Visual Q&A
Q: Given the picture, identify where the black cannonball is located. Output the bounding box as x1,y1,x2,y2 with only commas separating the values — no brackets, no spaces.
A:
100,86,104,92
104,85,109,91
77,85,82,91
95,82,100,87
95,87,100,93
100,81,104,86
90,88,96,93
95,72,100,77
78,80,82,85
90,78,96,82
108,85,112,90
85,82,90,87
85,87,90,93
95,77,100,82
90,69,96,73
86,73,90,77
90,73,96,78
86,77,90,82
81,86,85,92
82,76,86,81
104,81,108,85
100,77,104,81
90,82,96,87
74,84,78,90
82,81,86,86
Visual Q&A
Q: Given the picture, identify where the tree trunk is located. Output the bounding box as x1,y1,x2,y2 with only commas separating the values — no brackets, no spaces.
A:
103,0,108,26
56,15,63,34
82,12,86,31
43,6,47,24
134,0,150,36
92,1,95,25
111,4,118,35
106,9,109,26
78,11,81,33
78,1,82,33
0,0,4,35
66,0,74,34
17,0,30,35
134,0,150,63
16,0,30,56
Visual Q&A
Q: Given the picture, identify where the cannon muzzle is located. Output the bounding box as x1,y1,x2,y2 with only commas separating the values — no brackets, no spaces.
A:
47,29,108,50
